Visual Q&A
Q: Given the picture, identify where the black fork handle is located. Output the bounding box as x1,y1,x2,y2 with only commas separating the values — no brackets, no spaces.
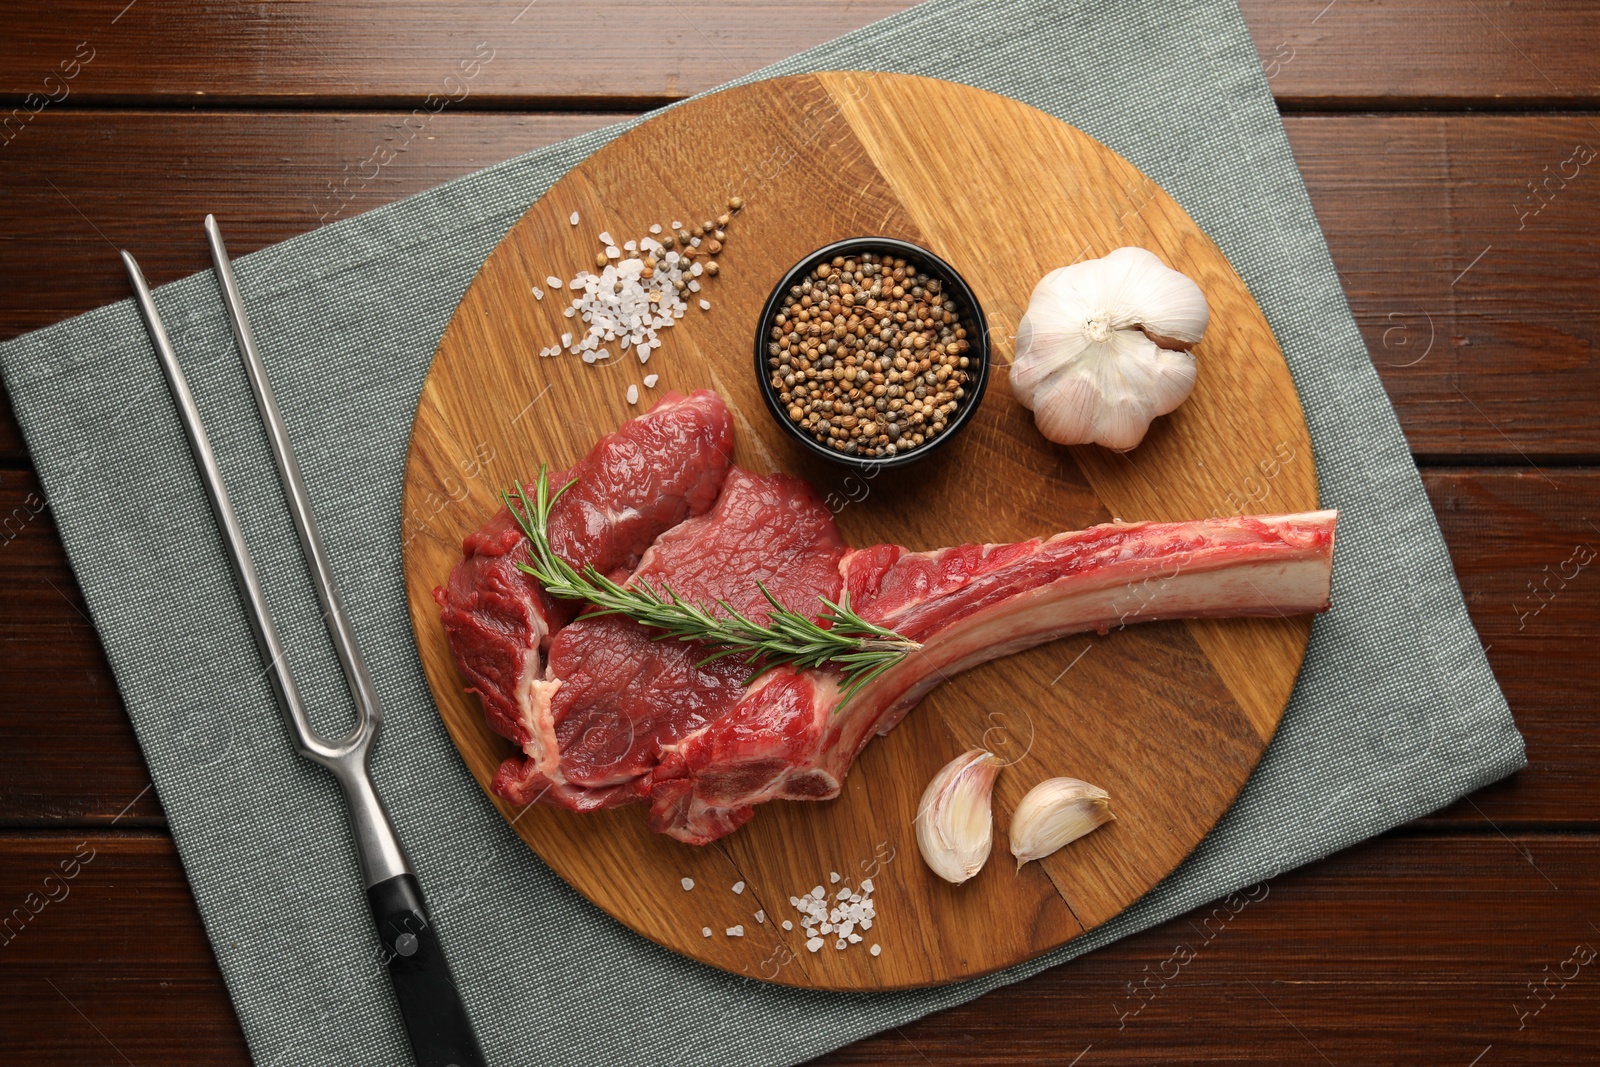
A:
368,874,487,1067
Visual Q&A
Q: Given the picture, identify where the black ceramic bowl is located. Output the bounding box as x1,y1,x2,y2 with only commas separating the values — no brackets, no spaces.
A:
753,237,990,472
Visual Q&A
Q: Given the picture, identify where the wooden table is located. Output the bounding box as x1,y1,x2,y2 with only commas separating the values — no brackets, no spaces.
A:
1,3,1595,1062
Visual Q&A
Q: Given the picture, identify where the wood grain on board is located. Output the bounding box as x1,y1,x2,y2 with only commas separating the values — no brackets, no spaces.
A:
4,112,1597,460
402,72,1318,990
1,1,1596,108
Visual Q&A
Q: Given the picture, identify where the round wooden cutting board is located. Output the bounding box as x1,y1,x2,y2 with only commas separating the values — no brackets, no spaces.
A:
402,73,1318,992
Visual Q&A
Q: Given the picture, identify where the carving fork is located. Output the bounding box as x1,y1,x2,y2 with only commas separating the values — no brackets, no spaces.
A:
122,216,486,1067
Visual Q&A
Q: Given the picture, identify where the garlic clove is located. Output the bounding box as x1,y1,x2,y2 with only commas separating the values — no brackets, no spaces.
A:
1027,331,1195,452
1099,246,1210,343
1101,329,1197,445
1029,363,1100,448
1009,777,1115,869
915,749,1003,884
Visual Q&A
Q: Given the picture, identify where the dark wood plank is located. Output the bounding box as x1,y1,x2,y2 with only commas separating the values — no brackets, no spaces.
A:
0,1,1594,110
0,834,248,1066
1418,469,1600,827
1246,0,1600,109
0,389,22,464
0,461,1592,826
2,831,1594,1065
1287,115,1600,462
3,112,1597,460
0,111,616,332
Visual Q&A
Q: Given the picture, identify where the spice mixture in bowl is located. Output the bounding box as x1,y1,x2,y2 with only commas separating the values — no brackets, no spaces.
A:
754,237,990,470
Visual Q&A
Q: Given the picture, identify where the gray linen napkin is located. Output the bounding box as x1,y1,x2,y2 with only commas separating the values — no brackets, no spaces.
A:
0,0,1523,1063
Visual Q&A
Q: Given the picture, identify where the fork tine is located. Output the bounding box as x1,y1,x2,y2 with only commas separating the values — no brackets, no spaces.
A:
121,249,331,762
203,215,382,749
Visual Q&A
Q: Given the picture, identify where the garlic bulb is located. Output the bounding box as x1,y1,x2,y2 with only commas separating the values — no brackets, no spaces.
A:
1010,247,1209,451
1009,777,1115,869
915,749,1003,884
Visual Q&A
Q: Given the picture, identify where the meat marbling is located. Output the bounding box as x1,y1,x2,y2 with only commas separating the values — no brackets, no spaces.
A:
438,391,1337,845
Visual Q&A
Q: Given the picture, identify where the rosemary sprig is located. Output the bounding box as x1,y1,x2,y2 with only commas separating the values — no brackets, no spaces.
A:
503,466,918,700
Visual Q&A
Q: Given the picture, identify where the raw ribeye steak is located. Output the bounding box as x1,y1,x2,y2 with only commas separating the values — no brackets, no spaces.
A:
438,390,1337,844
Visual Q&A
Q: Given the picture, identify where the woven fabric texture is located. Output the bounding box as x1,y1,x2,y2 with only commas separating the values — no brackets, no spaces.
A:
0,0,1523,1063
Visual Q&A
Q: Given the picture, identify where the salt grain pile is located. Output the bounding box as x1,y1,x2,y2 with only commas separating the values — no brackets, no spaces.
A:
535,200,742,406
677,869,878,953
791,875,879,955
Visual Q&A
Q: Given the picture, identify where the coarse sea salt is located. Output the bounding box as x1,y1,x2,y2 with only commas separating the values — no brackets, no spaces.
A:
702,927,712,938
680,877,694,891
726,925,745,937
536,237,705,362
755,910,766,924
532,286,544,300
569,211,580,226
731,881,746,895
531,207,740,370
789,876,879,958
627,384,639,405
643,373,659,388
